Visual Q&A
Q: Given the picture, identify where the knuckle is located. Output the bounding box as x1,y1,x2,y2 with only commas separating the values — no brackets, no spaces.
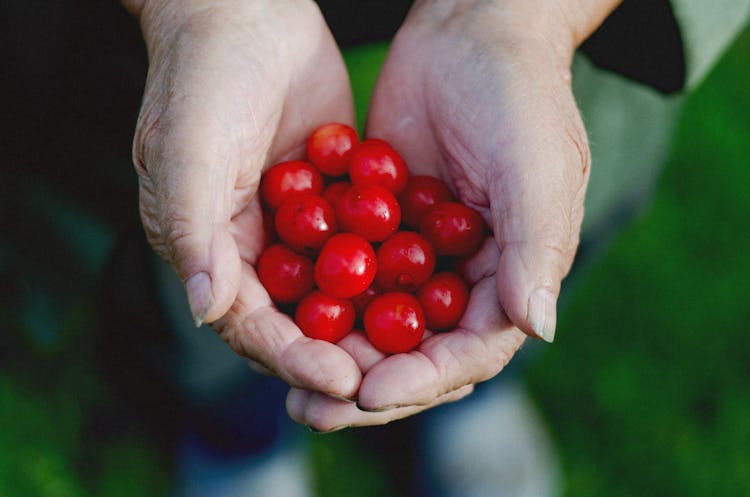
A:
469,329,513,383
538,232,578,276
563,118,591,177
422,338,480,395
530,221,571,254
215,313,253,360
157,214,193,266
132,96,172,178
216,307,284,378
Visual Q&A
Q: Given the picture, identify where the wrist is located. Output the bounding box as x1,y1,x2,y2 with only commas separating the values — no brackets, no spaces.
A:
126,0,319,60
408,0,622,63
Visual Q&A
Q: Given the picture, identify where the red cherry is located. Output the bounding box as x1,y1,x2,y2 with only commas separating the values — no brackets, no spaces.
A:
315,233,377,299
322,180,352,209
398,175,455,228
295,291,355,343
257,244,314,304
336,184,401,242
376,232,436,292
348,139,409,195
364,292,425,354
358,138,390,147
419,202,485,256
275,193,337,254
416,272,469,331
260,160,324,211
306,123,359,177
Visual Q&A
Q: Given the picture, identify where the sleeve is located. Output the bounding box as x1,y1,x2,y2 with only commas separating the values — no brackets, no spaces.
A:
315,0,411,46
670,0,750,88
580,0,750,94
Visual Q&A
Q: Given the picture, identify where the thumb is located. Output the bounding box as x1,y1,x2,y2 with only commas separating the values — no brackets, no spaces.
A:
167,216,242,328
490,102,590,343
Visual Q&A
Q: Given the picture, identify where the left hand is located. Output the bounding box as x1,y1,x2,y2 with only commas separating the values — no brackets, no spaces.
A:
288,0,620,430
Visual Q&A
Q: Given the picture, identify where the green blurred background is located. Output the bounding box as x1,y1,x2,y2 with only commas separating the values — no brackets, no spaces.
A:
1,13,748,497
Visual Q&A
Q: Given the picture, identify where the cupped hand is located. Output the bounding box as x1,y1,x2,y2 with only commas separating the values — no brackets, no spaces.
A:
290,0,620,430
128,0,361,398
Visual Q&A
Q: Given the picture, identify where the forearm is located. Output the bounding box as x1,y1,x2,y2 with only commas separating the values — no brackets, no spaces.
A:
560,0,624,46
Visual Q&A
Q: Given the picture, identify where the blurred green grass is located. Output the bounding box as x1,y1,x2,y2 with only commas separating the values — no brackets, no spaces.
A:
1,25,748,497
527,27,750,497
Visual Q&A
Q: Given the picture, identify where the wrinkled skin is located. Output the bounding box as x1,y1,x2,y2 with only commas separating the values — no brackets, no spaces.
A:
289,1,593,429
125,0,618,430
131,0,364,397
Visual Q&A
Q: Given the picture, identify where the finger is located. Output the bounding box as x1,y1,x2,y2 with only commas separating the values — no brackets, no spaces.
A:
356,277,526,411
214,263,362,399
336,330,387,374
286,384,474,432
490,89,590,343
454,236,500,285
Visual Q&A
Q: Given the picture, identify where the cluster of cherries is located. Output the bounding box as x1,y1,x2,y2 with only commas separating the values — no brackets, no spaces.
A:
256,123,486,354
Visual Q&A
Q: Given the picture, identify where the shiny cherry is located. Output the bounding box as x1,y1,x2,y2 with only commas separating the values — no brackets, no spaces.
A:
260,160,323,211
348,139,409,195
295,291,355,343
257,244,314,304
274,193,337,254
306,123,359,177
398,175,455,228
376,232,436,292
364,292,425,354
417,272,469,331
419,202,485,256
314,233,377,299
336,184,401,242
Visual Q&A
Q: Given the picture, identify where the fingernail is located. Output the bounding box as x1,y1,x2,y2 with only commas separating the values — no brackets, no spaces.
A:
527,287,557,343
328,393,357,403
185,272,212,327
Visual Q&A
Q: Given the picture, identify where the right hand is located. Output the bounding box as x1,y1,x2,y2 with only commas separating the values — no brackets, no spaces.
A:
126,0,362,398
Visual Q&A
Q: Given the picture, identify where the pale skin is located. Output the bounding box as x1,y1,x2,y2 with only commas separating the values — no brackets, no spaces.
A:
124,0,621,430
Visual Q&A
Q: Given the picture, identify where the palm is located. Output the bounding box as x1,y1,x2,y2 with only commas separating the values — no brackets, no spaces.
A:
287,28,529,427
357,22,533,409
288,9,590,428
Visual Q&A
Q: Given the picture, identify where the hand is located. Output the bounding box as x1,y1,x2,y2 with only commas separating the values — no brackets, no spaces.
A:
289,0,620,430
128,0,362,398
